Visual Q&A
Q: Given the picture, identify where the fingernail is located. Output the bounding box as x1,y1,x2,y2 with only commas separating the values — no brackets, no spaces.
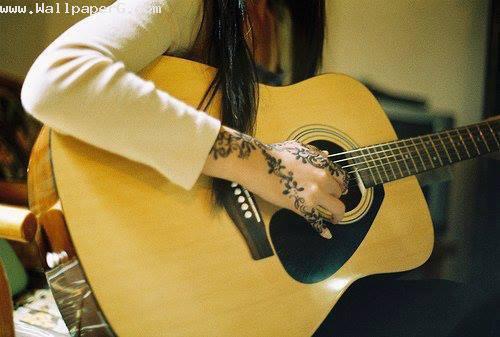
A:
320,227,333,239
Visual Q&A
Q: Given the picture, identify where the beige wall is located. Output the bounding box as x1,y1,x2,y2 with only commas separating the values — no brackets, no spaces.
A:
0,0,113,80
324,0,489,125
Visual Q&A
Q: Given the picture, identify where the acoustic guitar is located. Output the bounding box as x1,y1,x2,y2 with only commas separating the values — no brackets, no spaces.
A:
28,56,500,336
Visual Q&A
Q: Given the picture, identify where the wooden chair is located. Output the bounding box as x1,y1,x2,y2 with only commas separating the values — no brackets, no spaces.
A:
0,259,15,337
0,203,38,337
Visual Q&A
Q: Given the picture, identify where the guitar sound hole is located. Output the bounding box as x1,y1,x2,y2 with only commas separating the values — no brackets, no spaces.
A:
308,140,362,212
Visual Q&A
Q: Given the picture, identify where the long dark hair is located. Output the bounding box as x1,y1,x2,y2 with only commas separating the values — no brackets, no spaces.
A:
196,0,326,206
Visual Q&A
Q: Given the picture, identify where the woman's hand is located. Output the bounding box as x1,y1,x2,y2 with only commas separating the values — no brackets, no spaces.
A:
203,126,348,239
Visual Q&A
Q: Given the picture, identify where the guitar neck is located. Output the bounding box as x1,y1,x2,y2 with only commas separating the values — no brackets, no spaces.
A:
344,119,500,188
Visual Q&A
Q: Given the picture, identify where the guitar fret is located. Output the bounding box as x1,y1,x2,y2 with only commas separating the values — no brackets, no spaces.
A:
384,144,402,178
477,125,491,152
374,146,393,182
465,127,480,155
486,122,500,149
368,147,388,183
472,125,490,154
418,136,436,168
402,140,420,173
436,133,453,164
350,153,373,188
455,129,471,158
360,148,381,185
445,130,462,161
427,135,443,166
409,138,427,170
392,142,412,175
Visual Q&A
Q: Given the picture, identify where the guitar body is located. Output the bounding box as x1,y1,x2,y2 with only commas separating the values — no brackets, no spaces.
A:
29,57,433,336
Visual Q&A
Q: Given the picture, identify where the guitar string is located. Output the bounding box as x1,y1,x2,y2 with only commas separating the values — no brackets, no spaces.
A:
338,145,490,189
332,132,498,189
338,153,441,189
327,121,498,159
337,131,495,169
330,130,492,165
327,127,498,173
335,137,497,189
334,132,495,172
338,142,489,189
327,121,497,160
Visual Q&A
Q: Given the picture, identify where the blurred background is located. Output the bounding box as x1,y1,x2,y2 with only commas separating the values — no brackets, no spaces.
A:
0,0,498,335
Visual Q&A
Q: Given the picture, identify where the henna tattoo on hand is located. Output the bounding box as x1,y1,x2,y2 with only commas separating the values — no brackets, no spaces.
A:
209,130,257,160
269,143,348,193
260,147,328,233
209,130,341,233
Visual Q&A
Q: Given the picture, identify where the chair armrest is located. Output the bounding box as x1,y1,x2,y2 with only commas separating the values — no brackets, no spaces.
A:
0,204,37,242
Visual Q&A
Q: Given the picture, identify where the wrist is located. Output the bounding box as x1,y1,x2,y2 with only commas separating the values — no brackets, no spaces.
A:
201,126,264,185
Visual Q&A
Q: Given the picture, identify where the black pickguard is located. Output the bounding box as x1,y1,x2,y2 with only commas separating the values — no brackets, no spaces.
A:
269,185,384,284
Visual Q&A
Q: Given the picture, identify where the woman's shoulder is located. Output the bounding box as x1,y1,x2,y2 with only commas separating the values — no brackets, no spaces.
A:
61,0,205,58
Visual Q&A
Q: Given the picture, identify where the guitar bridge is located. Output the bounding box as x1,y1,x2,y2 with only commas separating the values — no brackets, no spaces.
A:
222,182,274,260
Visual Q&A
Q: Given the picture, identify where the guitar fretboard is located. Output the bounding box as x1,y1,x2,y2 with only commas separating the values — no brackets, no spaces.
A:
343,120,500,188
